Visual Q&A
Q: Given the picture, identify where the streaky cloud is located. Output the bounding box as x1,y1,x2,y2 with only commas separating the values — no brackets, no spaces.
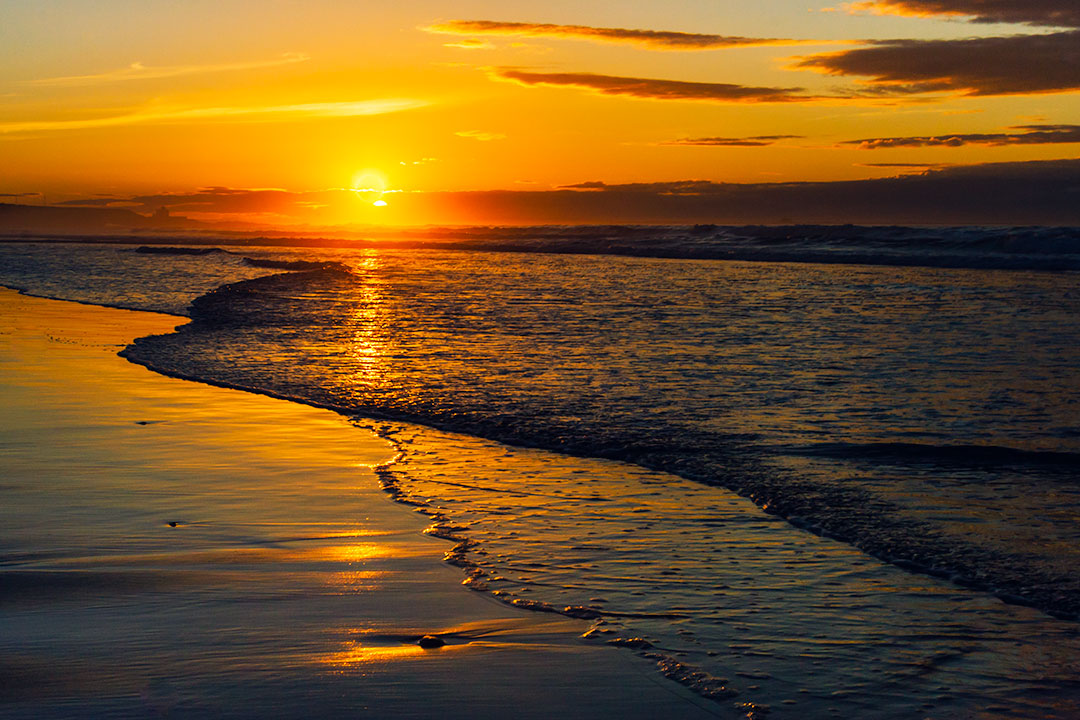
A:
426,20,814,50
27,53,310,86
443,39,496,50
456,130,507,141
557,180,726,193
857,161,954,168
844,124,1080,148
796,30,1080,96
494,69,816,103
844,1,1080,28
52,186,352,218
126,187,331,215
0,99,429,135
663,135,803,147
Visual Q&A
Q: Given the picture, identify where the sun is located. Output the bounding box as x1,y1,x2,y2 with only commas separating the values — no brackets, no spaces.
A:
350,169,389,206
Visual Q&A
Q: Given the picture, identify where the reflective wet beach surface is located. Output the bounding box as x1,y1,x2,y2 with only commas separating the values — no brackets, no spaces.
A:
0,291,720,720
373,421,1080,718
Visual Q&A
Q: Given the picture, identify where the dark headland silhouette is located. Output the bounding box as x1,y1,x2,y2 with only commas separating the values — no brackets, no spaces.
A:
0,203,199,235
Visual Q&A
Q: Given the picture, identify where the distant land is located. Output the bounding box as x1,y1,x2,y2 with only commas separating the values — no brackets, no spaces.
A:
0,203,204,235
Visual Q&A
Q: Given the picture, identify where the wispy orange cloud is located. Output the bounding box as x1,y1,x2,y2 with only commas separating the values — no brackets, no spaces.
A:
426,20,814,50
843,124,1080,148
443,39,496,50
796,31,1080,96
494,69,816,103
856,161,954,168
662,135,803,146
27,53,310,86
456,130,506,141
842,1,1080,27
0,99,429,135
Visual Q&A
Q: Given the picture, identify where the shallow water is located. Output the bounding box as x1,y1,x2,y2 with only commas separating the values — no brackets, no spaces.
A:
3,235,1080,715
0,242,273,316
370,420,1080,718
106,245,1080,615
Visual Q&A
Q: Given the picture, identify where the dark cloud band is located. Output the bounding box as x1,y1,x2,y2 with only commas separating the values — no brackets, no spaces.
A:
662,135,803,146
844,124,1080,148
496,69,812,102
797,30,1080,96
427,20,805,49
848,1,1080,28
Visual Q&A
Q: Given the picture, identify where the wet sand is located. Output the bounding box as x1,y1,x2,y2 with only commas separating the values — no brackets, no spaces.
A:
0,288,721,719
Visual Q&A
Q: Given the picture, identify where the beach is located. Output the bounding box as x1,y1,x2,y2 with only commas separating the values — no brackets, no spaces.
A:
3,238,1080,718
0,287,722,719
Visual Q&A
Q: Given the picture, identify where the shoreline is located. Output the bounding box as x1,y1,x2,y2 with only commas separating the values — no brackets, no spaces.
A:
9,269,1078,624
6,282,1080,717
0,288,722,719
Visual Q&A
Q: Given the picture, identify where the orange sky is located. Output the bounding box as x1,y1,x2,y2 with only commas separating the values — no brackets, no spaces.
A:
2,0,1078,226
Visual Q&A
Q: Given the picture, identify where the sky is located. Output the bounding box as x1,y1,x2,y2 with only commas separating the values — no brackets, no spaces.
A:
1,0,1078,226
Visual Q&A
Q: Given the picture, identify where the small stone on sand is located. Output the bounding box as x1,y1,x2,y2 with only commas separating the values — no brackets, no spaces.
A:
418,634,445,649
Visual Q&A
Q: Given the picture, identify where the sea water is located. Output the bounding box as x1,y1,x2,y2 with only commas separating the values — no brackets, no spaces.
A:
2,228,1079,717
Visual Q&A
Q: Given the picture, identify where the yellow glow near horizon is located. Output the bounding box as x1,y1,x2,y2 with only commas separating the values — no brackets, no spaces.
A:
350,169,387,193
350,169,392,211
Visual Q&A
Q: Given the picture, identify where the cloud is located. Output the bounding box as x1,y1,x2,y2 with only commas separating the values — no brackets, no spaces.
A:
504,158,1080,224
843,123,1080,148
796,30,1080,95
425,20,811,50
0,191,43,198
557,180,725,193
443,39,496,50
662,135,804,146
495,69,816,102
843,1,1080,28
857,161,954,167
52,197,128,206
0,99,429,135
399,158,1080,225
60,186,340,217
456,130,507,141
27,53,309,86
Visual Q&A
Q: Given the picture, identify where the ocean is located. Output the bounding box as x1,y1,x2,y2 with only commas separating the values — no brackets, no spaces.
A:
2,227,1080,717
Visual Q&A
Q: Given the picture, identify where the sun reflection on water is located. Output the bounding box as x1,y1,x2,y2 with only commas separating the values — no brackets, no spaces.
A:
346,251,394,393
321,643,435,667
312,542,394,563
